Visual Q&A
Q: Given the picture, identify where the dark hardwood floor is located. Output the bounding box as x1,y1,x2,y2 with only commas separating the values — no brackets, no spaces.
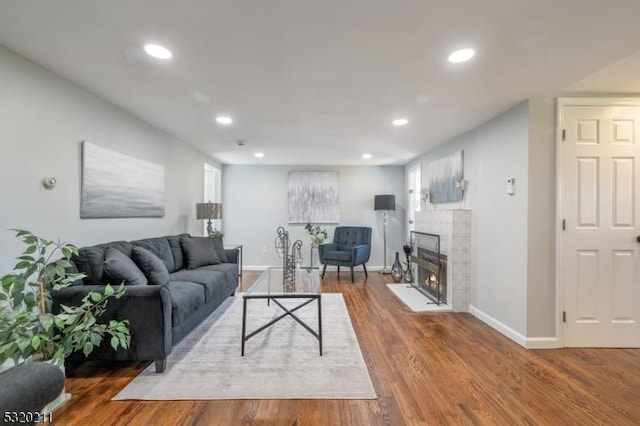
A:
54,270,640,425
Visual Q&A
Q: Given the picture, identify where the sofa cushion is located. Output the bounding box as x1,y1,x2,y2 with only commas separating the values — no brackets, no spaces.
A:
166,234,189,271
169,269,228,302
196,263,238,287
131,246,170,286
72,241,133,285
180,237,220,269
166,282,205,327
132,237,176,273
65,261,85,286
71,246,106,286
211,237,228,263
103,247,148,286
103,241,134,257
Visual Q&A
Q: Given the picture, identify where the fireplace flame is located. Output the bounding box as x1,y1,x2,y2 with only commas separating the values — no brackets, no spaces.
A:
425,273,438,289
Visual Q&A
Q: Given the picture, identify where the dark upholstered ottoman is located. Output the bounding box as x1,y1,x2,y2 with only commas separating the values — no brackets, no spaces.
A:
0,361,65,425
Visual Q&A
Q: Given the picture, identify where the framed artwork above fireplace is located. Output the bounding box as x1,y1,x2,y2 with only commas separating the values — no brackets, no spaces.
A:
428,150,464,204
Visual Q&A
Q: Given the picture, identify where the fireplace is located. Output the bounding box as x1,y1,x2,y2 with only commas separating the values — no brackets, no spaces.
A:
409,231,448,306
414,210,471,312
417,248,447,305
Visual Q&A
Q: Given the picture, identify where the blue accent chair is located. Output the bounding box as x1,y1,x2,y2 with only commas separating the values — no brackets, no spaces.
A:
318,226,372,283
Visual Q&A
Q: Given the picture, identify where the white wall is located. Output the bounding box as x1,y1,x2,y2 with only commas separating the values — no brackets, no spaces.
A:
527,98,556,338
406,102,530,336
222,165,405,269
0,46,218,273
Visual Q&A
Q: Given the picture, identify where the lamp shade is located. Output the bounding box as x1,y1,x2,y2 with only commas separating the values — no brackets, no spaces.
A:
196,202,222,220
374,194,395,211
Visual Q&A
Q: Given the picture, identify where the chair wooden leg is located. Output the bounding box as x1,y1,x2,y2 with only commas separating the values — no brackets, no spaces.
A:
362,263,368,278
322,264,327,278
337,266,340,277
350,267,354,283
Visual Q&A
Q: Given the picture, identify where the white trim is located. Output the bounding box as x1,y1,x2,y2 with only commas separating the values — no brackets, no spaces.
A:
555,98,565,348
243,265,269,271
558,97,640,107
469,305,528,347
526,337,561,349
469,305,559,349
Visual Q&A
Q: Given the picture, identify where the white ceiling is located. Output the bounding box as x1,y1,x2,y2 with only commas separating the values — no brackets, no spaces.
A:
1,1,640,165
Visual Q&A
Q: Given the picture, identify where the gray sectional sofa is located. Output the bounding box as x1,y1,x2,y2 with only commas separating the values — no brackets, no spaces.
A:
52,233,238,373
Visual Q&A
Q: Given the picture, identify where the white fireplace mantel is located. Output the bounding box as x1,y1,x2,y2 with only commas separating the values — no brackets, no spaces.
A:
414,210,471,312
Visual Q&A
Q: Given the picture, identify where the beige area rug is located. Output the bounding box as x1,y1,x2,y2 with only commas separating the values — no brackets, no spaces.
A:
113,293,376,400
386,284,452,312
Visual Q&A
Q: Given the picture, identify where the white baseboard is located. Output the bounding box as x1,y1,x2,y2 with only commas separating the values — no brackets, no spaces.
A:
243,265,269,271
469,305,560,349
526,337,561,349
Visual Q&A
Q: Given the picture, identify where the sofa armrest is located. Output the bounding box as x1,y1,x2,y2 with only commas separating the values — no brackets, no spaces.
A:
51,284,173,363
351,244,371,265
318,243,338,262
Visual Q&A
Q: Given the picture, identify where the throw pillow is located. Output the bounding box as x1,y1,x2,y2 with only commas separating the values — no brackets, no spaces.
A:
131,246,170,286
180,237,221,269
103,247,148,286
210,236,228,263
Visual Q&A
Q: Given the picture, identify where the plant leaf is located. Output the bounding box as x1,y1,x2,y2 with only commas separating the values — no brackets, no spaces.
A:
82,342,93,357
31,335,41,350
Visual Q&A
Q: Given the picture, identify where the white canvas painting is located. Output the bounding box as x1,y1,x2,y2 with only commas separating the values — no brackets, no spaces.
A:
288,171,339,224
81,142,165,218
429,151,463,204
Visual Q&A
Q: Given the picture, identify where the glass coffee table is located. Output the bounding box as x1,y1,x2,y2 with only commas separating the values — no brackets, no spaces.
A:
241,267,322,356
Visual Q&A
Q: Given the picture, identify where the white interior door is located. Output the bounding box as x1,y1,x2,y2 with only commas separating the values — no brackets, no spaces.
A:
560,101,640,347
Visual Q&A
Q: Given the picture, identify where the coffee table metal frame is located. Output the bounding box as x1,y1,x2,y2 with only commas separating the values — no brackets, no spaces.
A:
241,267,322,356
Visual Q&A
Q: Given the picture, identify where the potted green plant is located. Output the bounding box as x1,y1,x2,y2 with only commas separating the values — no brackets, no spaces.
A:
208,229,224,239
304,224,328,248
0,229,130,368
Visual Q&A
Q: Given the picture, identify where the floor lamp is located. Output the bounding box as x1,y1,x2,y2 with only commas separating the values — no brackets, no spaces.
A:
375,194,395,274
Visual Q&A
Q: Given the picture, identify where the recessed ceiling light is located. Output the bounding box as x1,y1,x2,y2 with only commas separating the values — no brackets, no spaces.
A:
216,116,233,125
254,152,264,158
362,153,372,159
448,48,475,63
144,44,172,59
392,118,408,126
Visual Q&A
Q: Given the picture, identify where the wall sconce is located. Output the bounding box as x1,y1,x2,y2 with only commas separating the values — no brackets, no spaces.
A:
420,188,430,202
456,179,468,198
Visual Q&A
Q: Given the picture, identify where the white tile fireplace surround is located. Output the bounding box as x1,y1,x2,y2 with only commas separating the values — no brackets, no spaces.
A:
414,210,471,312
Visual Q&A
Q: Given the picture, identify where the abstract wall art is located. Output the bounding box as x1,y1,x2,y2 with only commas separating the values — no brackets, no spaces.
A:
428,150,464,204
81,141,165,218
288,171,339,224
